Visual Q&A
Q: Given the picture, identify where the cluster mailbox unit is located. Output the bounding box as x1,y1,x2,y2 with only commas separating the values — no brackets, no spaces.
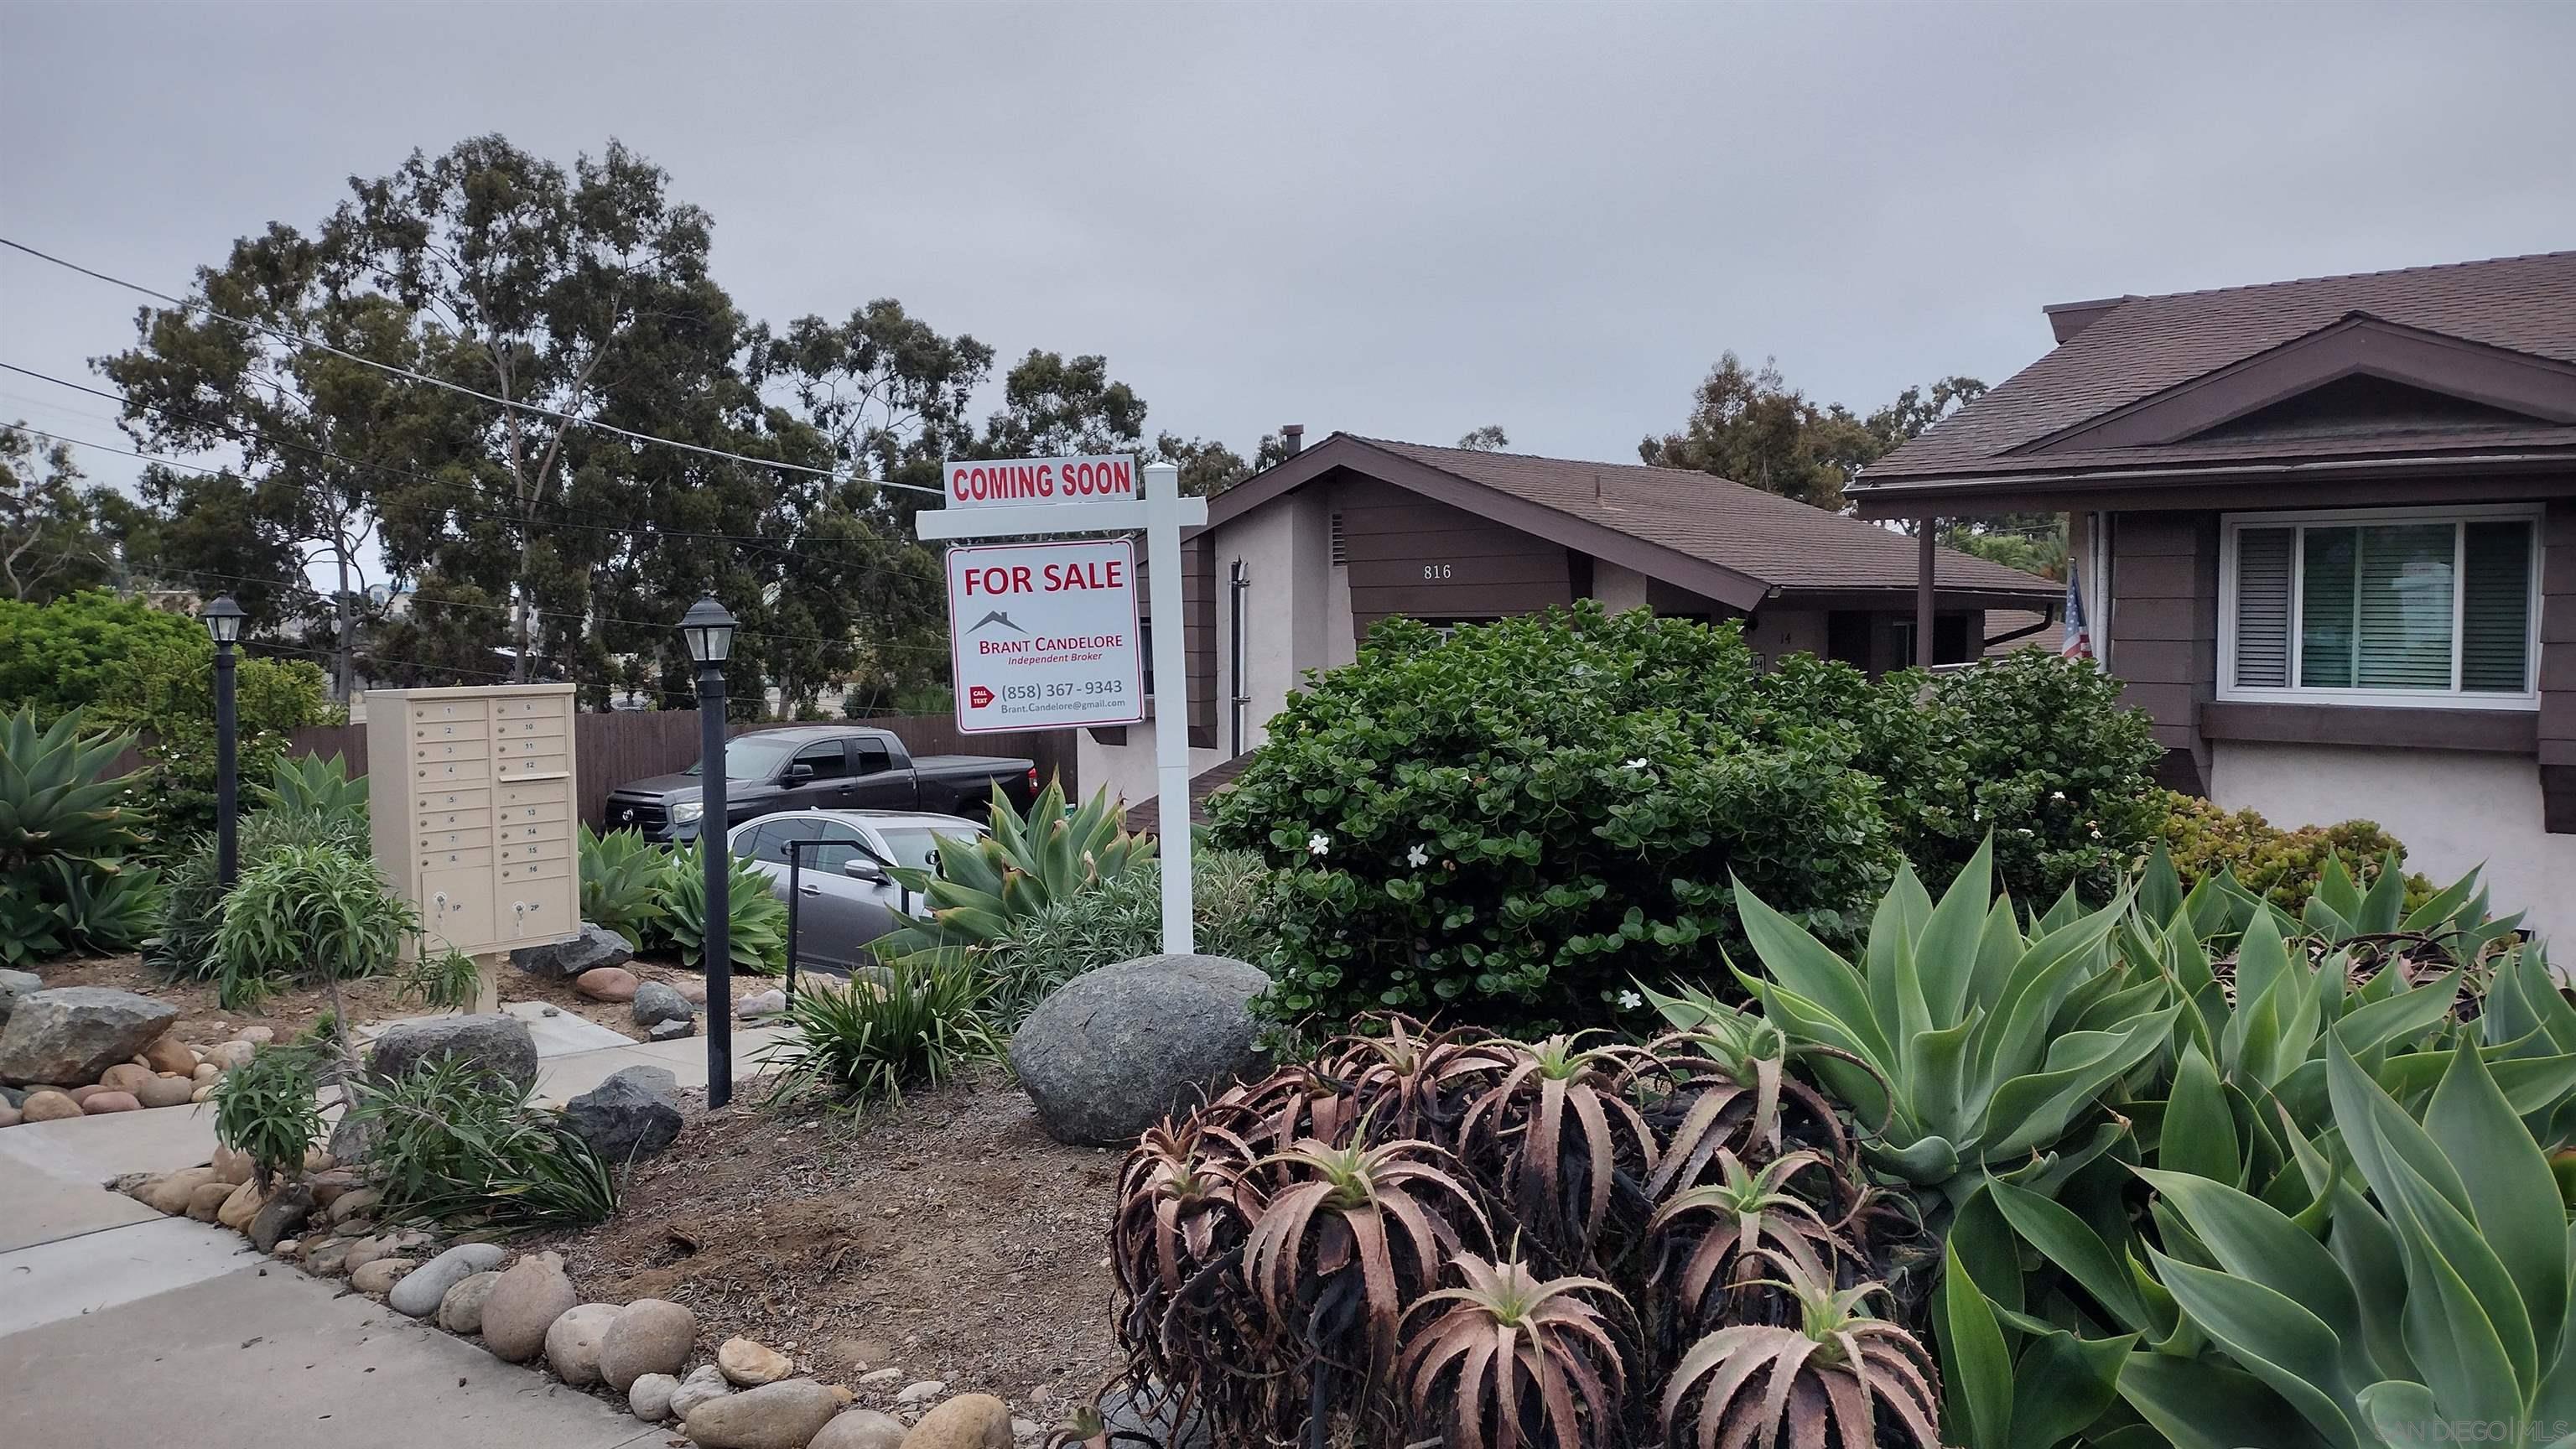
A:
366,684,583,969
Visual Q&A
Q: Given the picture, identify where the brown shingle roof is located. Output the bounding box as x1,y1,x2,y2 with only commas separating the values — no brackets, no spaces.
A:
1863,250,2576,482
1351,437,2054,596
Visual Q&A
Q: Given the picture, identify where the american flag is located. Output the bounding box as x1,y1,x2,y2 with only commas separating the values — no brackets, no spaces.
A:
2061,564,2094,659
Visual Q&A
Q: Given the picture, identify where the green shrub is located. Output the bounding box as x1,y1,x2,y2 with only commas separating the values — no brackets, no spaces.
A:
0,589,201,719
1210,605,1896,1033
351,1058,618,1230
763,956,999,1109
210,1040,326,1189
148,807,368,982
579,825,672,948
979,848,1278,1028
0,706,153,965
210,842,418,1010
1836,647,2166,902
2153,789,2426,911
661,838,788,974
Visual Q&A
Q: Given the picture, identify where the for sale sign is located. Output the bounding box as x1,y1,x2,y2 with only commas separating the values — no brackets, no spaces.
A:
943,454,1138,509
945,538,1145,733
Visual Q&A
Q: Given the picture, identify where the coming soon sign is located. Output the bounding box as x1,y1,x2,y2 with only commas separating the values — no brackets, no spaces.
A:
943,537,1144,733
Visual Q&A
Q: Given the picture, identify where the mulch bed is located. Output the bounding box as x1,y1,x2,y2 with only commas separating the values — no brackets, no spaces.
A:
529,1067,1126,1423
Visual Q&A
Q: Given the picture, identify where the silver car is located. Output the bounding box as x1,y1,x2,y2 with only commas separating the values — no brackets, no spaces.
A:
725,809,987,973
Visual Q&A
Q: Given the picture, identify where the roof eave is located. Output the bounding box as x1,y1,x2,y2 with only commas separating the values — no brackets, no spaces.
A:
1849,446,2576,519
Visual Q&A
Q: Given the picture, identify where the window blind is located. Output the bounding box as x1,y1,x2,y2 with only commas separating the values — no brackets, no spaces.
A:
2233,527,2294,688
2462,521,2533,692
2298,527,2358,688
2351,523,2455,690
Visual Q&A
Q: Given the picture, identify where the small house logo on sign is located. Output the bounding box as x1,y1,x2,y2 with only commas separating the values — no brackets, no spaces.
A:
943,537,1144,734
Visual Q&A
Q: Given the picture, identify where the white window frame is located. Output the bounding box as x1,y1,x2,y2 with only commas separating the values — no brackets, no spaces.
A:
2216,501,2542,712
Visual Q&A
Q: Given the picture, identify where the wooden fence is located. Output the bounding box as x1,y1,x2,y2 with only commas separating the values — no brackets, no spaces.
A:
112,712,1079,830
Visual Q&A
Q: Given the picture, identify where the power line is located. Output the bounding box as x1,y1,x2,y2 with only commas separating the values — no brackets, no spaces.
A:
0,361,951,584
0,234,948,496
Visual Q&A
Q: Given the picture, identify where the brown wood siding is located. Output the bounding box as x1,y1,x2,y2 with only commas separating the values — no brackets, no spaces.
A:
112,713,1076,833
2543,498,2576,831
1340,494,1571,631
2106,511,2220,792
1184,532,1216,750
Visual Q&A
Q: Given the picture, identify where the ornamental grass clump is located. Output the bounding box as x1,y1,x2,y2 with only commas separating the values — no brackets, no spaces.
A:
1094,1015,1931,1449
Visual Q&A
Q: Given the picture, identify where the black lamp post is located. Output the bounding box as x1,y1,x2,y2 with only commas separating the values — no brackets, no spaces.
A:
681,595,739,1108
203,595,247,888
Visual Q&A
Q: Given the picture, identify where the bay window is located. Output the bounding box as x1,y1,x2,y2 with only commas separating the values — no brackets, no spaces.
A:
2220,505,2539,708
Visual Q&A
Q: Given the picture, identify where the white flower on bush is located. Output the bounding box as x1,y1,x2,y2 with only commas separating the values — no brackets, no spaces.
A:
2050,790,2068,802
1406,844,1430,868
1307,832,1332,857
1616,989,1644,1011
1623,757,1649,771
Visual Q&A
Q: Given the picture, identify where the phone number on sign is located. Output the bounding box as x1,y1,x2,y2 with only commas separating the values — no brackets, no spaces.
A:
997,681,1130,702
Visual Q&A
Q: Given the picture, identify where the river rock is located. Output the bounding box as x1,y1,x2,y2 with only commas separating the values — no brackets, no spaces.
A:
563,1065,683,1164
138,1073,195,1109
0,968,40,1021
1009,954,1270,1145
215,1180,267,1230
351,1256,416,1296
897,1394,1013,1449
304,1238,352,1275
512,922,635,980
18,1088,79,1122
648,1017,696,1041
812,1410,906,1449
545,1301,623,1386
98,1062,156,1094
210,1144,254,1184
894,1380,946,1407
365,1014,538,1097
146,1166,220,1214
328,1185,382,1223
202,1040,256,1070
631,981,694,1030
480,1251,579,1362
390,1241,506,1317
668,1363,733,1419
1098,1381,1213,1449
682,1378,840,1449
184,1179,235,1220
438,1270,502,1333
574,967,641,1003
600,1297,697,1391
140,1033,195,1075
248,1182,314,1252
717,1336,792,1386
629,1371,682,1421
345,1228,434,1270
0,987,177,1087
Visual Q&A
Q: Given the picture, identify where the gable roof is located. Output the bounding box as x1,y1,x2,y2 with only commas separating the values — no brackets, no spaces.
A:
1855,250,2576,494
1205,433,2058,605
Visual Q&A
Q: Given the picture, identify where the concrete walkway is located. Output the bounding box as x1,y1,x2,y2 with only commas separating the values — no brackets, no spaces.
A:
0,1016,793,1447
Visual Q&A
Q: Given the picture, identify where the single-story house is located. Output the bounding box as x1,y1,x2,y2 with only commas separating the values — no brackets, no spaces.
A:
1848,250,2576,946
1090,431,2060,814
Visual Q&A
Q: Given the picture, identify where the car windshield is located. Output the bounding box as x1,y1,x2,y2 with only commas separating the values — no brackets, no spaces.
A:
683,735,809,781
876,825,981,873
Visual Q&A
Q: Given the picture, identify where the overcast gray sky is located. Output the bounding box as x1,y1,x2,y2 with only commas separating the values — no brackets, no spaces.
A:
5,0,2573,513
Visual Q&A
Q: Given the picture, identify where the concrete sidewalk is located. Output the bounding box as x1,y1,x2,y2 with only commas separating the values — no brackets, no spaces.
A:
0,1015,794,1447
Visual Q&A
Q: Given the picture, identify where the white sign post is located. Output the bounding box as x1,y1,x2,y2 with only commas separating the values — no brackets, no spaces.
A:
919,454,1207,955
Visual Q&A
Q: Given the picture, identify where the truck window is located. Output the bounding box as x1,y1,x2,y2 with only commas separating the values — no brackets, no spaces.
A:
852,738,894,776
794,743,852,780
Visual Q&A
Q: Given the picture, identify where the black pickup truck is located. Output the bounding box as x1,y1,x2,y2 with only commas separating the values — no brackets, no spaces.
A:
604,725,1037,842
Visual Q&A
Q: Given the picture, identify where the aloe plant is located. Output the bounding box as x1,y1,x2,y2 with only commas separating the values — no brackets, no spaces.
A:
1732,836,2178,1203
1402,1254,1628,1449
1660,1249,1942,1449
875,779,1154,954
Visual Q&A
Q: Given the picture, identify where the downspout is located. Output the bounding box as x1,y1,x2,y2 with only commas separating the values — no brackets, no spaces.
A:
1228,559,1249,757
1915,522,1937,667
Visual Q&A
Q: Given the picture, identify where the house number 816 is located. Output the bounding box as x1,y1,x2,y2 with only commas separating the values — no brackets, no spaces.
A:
1420,564,1453,579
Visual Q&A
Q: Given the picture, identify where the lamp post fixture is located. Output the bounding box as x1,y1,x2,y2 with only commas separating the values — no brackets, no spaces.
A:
203,595,247,889
681,595,739,1108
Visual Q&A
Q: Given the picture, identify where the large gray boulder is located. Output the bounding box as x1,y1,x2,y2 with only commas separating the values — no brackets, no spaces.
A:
1009,954,1270,1146
366,1014,538,1097
0,987,179,1086
630,981,693,1030
0,969,43,1022
563,1065,683,1164
510,922,633,980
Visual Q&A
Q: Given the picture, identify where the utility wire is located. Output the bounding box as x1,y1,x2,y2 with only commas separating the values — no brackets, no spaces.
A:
0,361,951,584
0,234,948,495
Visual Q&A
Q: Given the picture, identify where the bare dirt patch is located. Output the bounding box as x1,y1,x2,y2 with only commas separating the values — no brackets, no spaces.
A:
29,950,715,1045
532,1067,1124,1420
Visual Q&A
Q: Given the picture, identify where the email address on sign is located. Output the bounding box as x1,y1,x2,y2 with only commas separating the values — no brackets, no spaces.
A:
989,697,1136,719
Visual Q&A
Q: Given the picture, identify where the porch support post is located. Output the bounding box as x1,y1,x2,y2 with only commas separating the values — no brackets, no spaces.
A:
1915,521,1936,667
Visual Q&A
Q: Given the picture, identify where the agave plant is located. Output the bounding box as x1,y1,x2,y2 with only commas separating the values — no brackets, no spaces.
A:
1661,1250,1940,1449
875,779,1155,954
1401,1254,1630,1449
45,854,161,953
1734,836,2177,1204
661,838,787,974
250,751,367,823
0,706,144,874
579,825,672,948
